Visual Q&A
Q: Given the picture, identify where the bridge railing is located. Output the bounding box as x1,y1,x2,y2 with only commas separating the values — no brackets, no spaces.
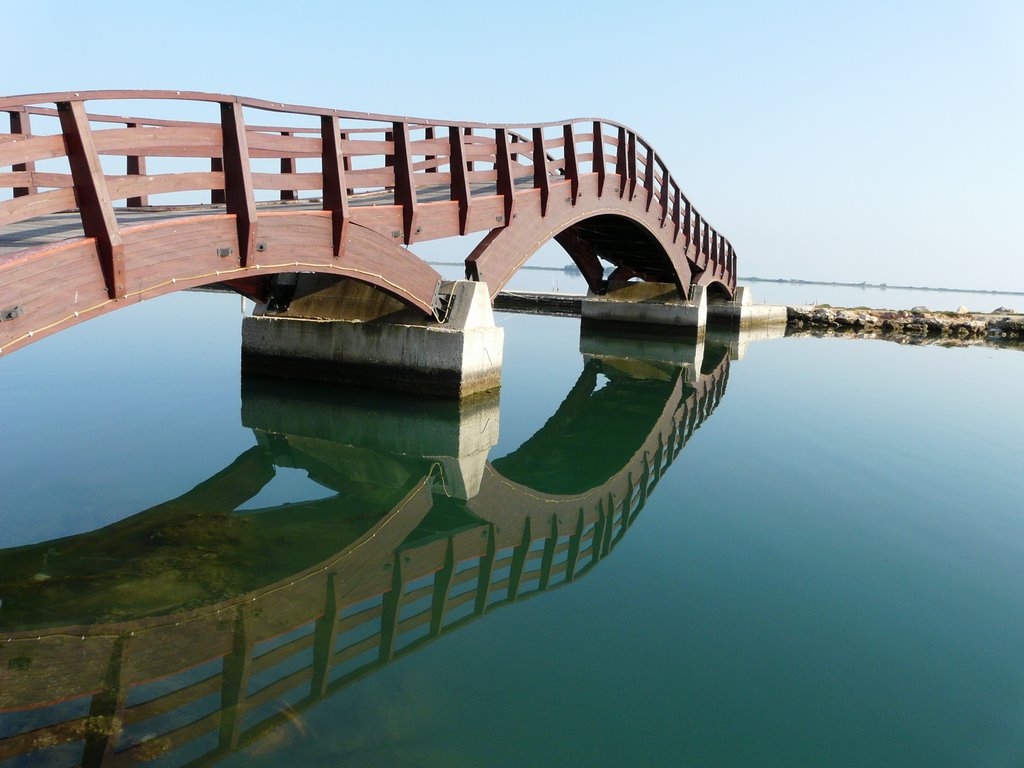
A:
1,91,735,297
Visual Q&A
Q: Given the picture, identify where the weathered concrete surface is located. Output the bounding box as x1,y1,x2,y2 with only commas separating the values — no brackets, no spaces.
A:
581,281,707,334
242,279,503,399
707,286,789,329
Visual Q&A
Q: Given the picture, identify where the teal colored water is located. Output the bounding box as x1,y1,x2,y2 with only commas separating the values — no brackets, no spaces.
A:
1,291,1023,767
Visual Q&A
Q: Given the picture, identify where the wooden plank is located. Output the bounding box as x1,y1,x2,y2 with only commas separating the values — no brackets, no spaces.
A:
659,164,670,226
0,132,68,168
475,525,496,614
391,121,418,243
91,125,223,157
321,114,351,257
105,171,223,201
448,126,472,234
0,171,73,189
563,123,579,204
507,518,532,600
219,101,257,266
57,99,125,299
250,171,322,190
593,120,606,197
532,127,550,216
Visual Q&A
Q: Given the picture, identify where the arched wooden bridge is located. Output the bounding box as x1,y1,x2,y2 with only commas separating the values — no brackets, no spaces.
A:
0,344,730,767
0,91,738,357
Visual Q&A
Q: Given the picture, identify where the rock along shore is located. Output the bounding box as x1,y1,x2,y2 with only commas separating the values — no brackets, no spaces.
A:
787,305,1024,341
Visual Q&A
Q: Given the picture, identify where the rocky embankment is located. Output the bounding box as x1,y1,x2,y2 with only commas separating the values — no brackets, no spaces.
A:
788,305,1024,343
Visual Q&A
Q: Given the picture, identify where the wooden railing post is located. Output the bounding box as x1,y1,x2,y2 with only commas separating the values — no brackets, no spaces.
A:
448,125,472,234
507,517,532,600
563,123,580,204
615,126,628,198
279,131,297,201
429,538,456,636
80,636,130,765
8,110,37,197
321,114,351,256
125,122,149,208
672,185,682,241
565,509,585,582
532,127,550,216
310,573,341,699
423,126,437,173
494,128,516,226
339,131,354,195
210,157,226,204
463,127,474,172
219,101,257,265
627,132,638,201
659,164,670,226
391,121,418,243
683,197,692,249
643,145,655,211
57,100,126,300
218,609,254,752
538,515,558,590
693,211,703,264
593,120,606,197
475,524,497,614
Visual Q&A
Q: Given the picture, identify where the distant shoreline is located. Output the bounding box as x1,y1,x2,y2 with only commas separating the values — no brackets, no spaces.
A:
426,261,1023,297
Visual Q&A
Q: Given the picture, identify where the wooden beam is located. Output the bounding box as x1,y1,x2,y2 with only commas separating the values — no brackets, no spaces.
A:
219,102,257,265
8,110,37,197
392,121,418,243
494,128,516,226
321,114,350,257
429,538,456,636
57,100,126,299
563,123,580,204
532,127,550,216
475,524,496,614
448,125,472,235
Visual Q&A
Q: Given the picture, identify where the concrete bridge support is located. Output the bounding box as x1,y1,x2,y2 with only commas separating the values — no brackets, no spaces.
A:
706,286,789,330
241,277,503,399
581,281,709,336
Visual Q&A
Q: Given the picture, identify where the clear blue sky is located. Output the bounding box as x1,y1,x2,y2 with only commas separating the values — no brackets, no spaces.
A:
6,0,1022,290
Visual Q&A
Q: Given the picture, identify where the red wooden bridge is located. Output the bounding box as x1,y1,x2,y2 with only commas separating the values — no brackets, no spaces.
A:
0,91,738,356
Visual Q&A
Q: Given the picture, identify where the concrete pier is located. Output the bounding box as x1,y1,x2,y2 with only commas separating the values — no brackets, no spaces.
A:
581,281,708,335
242,277,504,399
706,286,789,329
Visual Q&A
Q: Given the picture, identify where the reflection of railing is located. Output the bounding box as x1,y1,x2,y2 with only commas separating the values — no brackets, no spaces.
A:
1,91,736,356
0,358,728,767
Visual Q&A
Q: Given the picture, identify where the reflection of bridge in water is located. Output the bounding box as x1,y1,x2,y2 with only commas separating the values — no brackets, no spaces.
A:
0,335,731,767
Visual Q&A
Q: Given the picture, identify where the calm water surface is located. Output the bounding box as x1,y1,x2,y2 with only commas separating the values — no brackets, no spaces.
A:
1,291,1023,767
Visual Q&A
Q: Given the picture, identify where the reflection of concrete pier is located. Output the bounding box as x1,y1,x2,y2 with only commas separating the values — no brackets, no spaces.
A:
0,345,732,767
